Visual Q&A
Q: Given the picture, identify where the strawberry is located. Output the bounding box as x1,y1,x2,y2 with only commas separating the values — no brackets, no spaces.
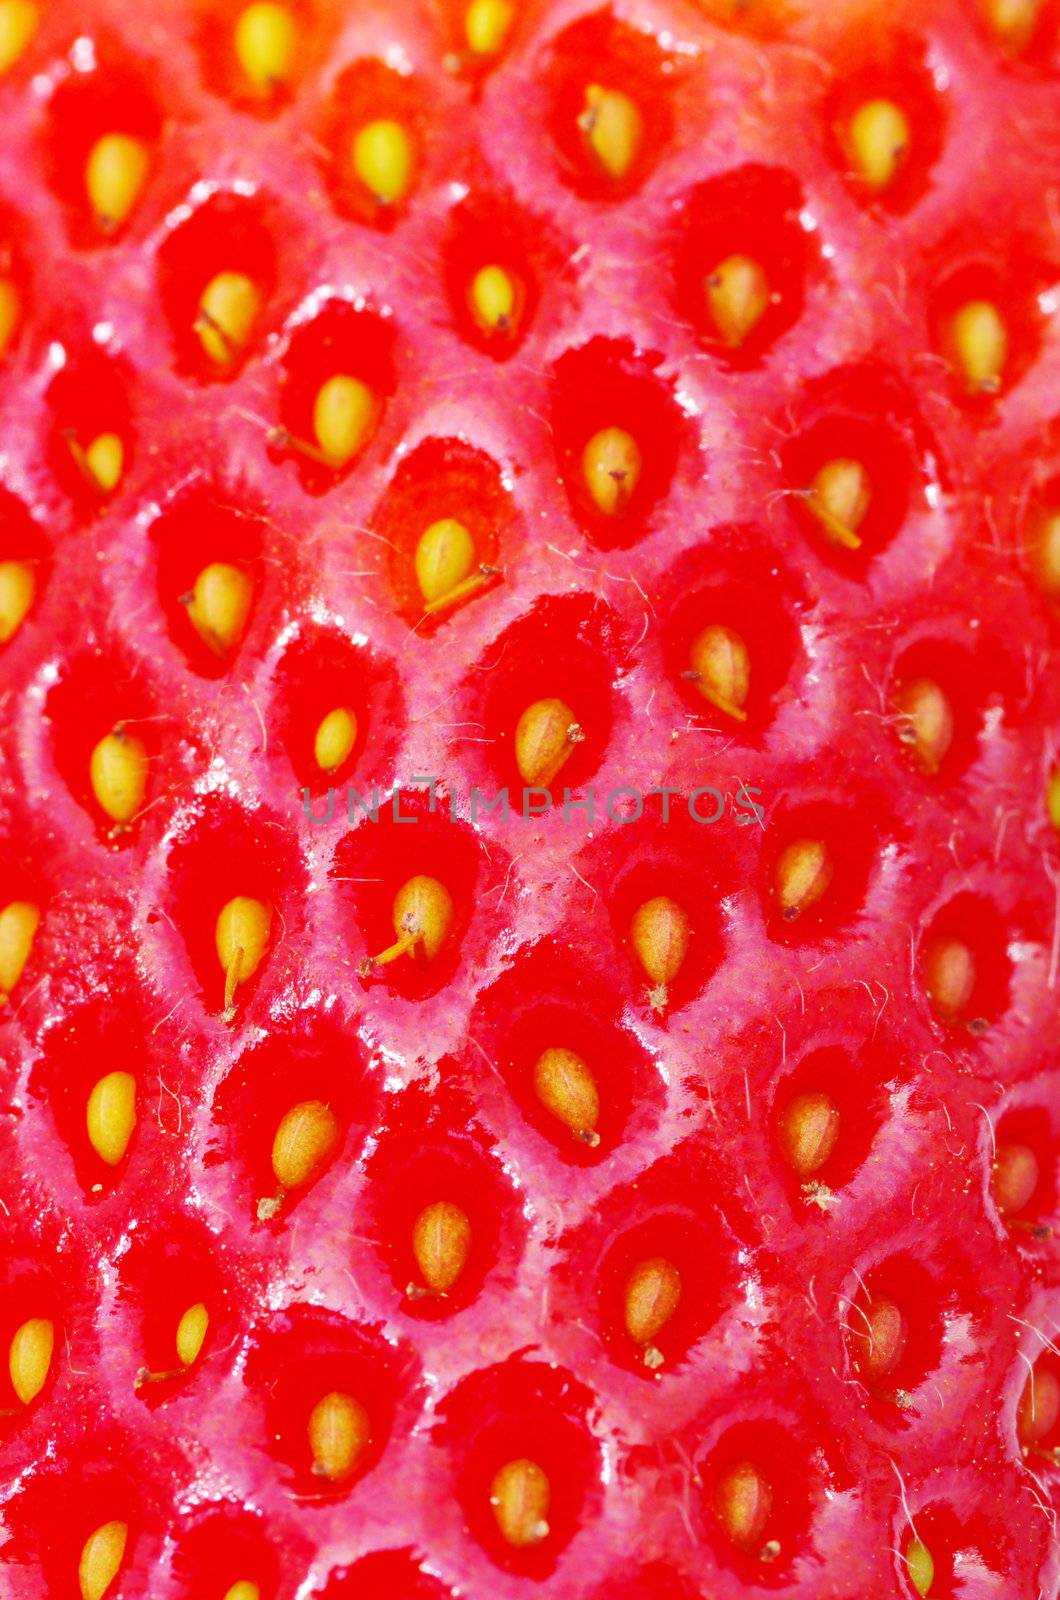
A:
0,0,1058,1596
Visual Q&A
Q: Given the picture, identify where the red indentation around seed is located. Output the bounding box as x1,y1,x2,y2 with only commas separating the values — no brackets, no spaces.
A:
673,165,819,362
470,940,658,1162
164,795,304,1012
659,536,808,736
434,1358,599,1573
824,32,947,213
459,593,622,803
547,10,677,199
243,1304,417,1491
376,435,514,624
781,360,938,568
44,343,135,509
318,58,426,228
365,1085,523,1317
332,793,488,1000
273,624,405,793
919,891,1012,1028
208,1017,377,1209
552,339,685,548
157,189,278,376
45,56,164,243
443,188,561,357
149,486,266,676
273,296,397,490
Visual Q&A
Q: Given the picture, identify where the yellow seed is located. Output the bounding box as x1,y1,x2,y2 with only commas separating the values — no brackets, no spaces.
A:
0,277,21,354
0,0,37,74
234,1,297,91
0,559,34,642
85,133,150,228
9,1316,53,1404
78,1521,128,1600
469,263,518,333
706,254,770,348
314,706,358,772
689,625,750,721
948,300,1008,393
224,1585,261,1600
1032,510,1060,599
89,728,148,825
215,895,271,1014
993,1141,1039,1215
894,678,954,775
923,935,976,1021
415,518,476,605
86,1070,137,1166
308,1389,371,1481
846,98,910,191
714,1460,772,1550
630,896,690,988
1048,768,1060,831
271,1099,340,1191
533,1046,600,1144
906,1537,934,1597
352,119,414,206
312,375,379,468
808,458,871,550
580,83,643,181
582,426,641,516
83,433,124,494
624,1257,682,1349
490,1457,551,1547
411,1199,472,1293
196,271,263,367
1018,1363,1060,1446
0,900,39,996
982,0,1044,48
515,696,580,787
852,1297,906,1380
186,561,253,656
391,874,454,962
775,838,833,919
779,1090,840,1177
465,0,515,54
175,1301,209,1367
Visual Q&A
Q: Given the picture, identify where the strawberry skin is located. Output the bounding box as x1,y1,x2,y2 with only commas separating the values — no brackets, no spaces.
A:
0,0,1059,1597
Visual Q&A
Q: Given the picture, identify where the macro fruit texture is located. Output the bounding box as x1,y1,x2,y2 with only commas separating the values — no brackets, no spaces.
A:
0,0,1058,1595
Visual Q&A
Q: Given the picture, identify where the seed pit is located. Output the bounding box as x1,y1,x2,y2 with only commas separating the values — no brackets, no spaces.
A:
673,165,818,362
780,361,935,570
552,339,685,548
374,436,514,625
547,10,676,199
458,593,620,805
149,486,266,676
365,1087,521,1317
825,34,945,212
272,297,396,490
318,58,425,228
272,625,404,792
210,1020,374,1219
45,58,163,243
158,191,277,377
435,1359,598,1573
164,796,303,1015
919,892,1012,1029
332,796,488,1001
470,940,657,1162
244,1306,407,1493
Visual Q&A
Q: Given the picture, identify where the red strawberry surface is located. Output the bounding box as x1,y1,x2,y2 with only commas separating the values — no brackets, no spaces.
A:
1,0,1059,1595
